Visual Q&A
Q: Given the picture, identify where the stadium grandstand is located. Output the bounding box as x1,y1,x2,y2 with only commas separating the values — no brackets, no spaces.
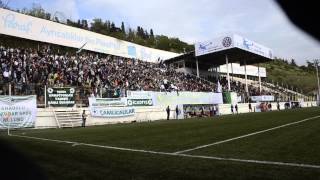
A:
1,2,320,180
0,7,315,124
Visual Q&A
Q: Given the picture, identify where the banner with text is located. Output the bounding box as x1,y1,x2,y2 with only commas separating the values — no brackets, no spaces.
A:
0,95,37,129
195,34,273,59
0,8,179,62
127,99,153,106
89,97,135,117
89,97,127,107
46,87,75,107
251,95,275,102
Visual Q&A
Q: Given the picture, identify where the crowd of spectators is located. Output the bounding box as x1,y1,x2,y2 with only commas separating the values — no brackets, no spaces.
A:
0,45,215,100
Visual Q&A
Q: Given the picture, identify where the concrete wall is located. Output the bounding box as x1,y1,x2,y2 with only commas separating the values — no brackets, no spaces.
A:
35,106,172,128
34,101,318,129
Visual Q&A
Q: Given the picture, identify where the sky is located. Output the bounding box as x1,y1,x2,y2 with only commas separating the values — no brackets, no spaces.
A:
6,0,320,65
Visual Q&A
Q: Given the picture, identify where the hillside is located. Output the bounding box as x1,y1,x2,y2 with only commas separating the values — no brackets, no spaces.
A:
263,59,318,95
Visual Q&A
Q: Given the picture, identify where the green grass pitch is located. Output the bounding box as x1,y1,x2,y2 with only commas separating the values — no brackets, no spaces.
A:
1,107,320,179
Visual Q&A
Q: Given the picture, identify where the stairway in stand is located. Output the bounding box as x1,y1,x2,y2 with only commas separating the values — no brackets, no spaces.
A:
53,109,83,128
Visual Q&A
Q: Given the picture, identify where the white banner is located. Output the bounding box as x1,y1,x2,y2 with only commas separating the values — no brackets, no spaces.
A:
90,106,135,117
88,97,135,117
0,96,37,129
88,97,127,107
219,63,266,77
127,91,153,99
0,8,179,62
195,34,273,60
153,92,223,106
195,35,234,56
251,95,274,102
233,34,273,59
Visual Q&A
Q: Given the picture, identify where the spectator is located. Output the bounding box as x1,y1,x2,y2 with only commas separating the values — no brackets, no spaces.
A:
166,106,170,120
175,105,179,119
249,103,252,112
213,105,217,116
82,110,87,127
231,104,234,114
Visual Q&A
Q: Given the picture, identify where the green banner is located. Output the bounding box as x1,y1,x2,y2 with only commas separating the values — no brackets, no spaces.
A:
127,99,153,106
222,92,231,104
46,87,75,107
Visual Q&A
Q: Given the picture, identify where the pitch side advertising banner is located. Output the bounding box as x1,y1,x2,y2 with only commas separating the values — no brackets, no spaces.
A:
46,87,75,107
251,95,275,102
0,8,179,62
154,92,223,106
127,99,153,106
88,97,127,106
89,97,135,117
126,91,153,99
0,96,37,129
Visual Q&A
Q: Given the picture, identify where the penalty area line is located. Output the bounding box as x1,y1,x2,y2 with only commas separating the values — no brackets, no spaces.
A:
9,134,320,170
174,115,320,154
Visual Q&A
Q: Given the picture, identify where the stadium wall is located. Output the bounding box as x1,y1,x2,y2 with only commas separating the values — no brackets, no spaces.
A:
34,101,317,128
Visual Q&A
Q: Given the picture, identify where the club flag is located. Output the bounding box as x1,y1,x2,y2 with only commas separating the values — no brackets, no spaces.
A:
217,80,222,93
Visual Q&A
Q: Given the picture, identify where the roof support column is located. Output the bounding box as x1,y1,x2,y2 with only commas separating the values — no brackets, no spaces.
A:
226,54,231,91
231,63,234,81
196,57,199,77
258,63,261,94
244,60,248,94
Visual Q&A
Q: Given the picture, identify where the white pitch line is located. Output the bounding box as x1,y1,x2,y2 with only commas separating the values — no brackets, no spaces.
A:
174,115,320,154
9,134,320,169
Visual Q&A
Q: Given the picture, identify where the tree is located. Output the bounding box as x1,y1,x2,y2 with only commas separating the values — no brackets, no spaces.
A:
127,28,135,41
306,60,315,69
81,19,88,29
28,3,50,19
150,29,154,39
290,59,297,66
121,22,125,33
110,22,116,32
90,18,106,35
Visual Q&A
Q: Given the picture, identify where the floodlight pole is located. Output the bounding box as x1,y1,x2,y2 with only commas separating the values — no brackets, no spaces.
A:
226,55,231,91
314,60,320,106
258,63,261,94
7,83,11,136
231,63,234,82
44,85,47,108
244,60,248,95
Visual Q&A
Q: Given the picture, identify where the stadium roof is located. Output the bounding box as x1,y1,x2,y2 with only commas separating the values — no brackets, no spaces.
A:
165,34,273,67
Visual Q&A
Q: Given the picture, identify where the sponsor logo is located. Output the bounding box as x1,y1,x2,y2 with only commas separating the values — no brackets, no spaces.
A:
222,37,232,47
127,99,153,106
199,42,213,50
243,39,253,49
